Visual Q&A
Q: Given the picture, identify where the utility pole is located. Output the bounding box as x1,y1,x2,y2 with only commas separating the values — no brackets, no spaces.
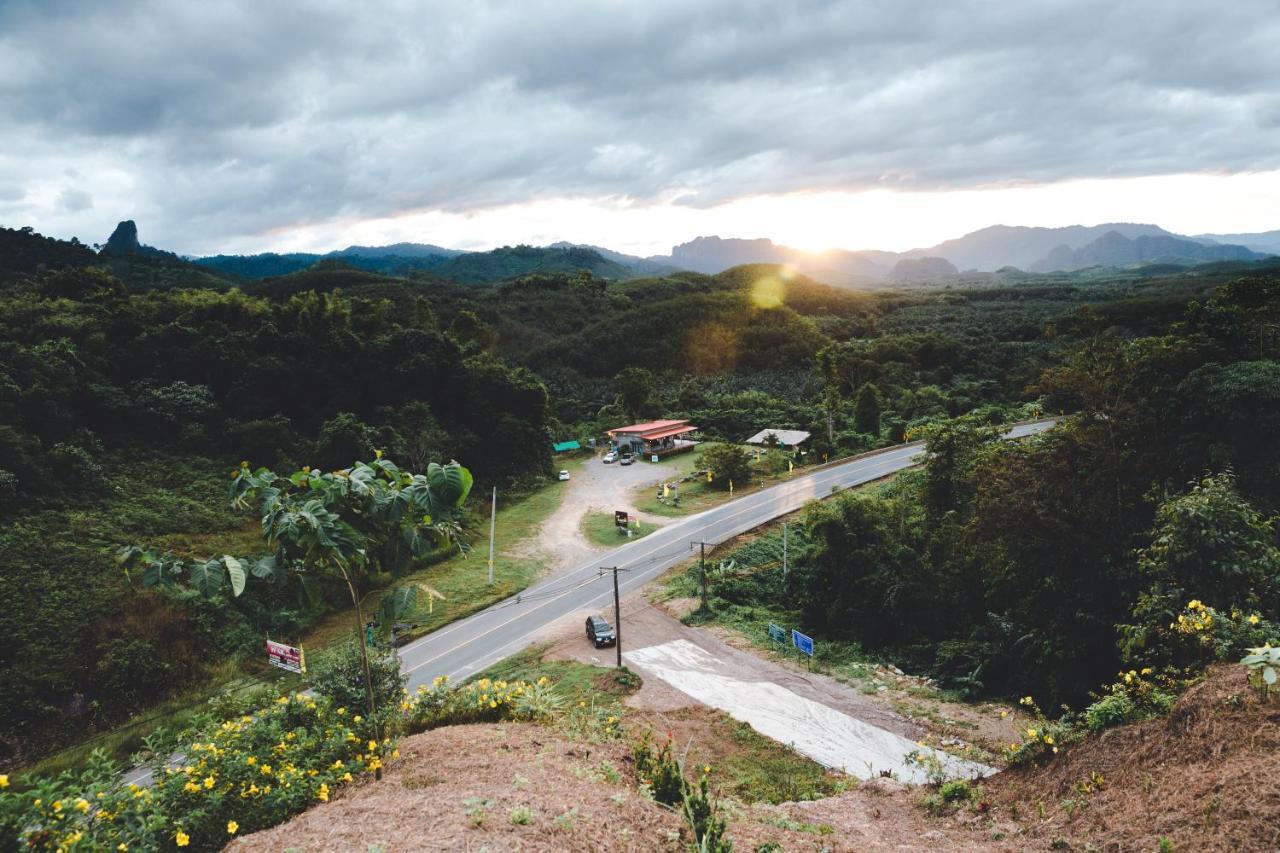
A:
599,566,630,667
691,541,711,610
782,522,788,584
487,486,496,585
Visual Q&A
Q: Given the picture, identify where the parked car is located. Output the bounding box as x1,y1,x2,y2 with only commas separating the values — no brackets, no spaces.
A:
602,451,617,463
620,454,634,466
586,615,617,648
558,470,571,481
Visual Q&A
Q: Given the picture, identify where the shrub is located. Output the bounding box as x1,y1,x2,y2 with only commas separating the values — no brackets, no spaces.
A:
0,693,385,851
401,675,560,732
309,637,406,728
696,444,752,491
632,730,685,807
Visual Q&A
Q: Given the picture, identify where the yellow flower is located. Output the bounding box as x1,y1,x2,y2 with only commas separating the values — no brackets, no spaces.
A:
74,798,90,813
317,783,330,803
0,774,7,788
203,776,215,789
353,715,362,723
342,772,353,782
1026,728,1037,738
52,800,63,812
368,740,378,751
118,845,128,851
336,707,346,715
703,765,711,774
999,710,1008,718
245,756,256,766
1044,735,1054,745
1123,673,1133,683
175,831,190,847
227,820,239,835
1250,614,1261,625
1140,667,1153,675
391,749,399,760
1019,696,1033,706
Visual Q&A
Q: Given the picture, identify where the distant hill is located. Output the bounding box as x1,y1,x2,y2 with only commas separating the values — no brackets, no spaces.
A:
657,236,888,285
196,252,322,279
915,223,1174,272
548,241,679,276
1192,229,1280,255
331,242,463,259
890,255,958,281
0,225,95,279
1030,231,1271,272
198,242,640,283
428,245,633,283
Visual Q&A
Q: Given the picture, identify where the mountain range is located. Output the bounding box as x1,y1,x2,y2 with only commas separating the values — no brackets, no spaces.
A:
93,219,1280,286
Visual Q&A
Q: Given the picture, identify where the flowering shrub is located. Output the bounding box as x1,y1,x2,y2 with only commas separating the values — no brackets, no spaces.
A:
0,693,386,851
401,675,561,732
1083,668,1179,733
1001,696,1074,767
632,731,685,806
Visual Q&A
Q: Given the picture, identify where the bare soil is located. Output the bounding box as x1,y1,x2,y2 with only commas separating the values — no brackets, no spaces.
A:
986,663,1280,851
228,723,685,852
510,452,681,574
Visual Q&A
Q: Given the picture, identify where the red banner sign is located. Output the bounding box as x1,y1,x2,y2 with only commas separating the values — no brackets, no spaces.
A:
266,639,306,674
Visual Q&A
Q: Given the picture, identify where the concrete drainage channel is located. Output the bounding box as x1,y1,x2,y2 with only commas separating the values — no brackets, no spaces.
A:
624,639,994,784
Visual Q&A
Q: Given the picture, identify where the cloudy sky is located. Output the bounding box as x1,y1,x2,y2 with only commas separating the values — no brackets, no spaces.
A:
2,0,1279,256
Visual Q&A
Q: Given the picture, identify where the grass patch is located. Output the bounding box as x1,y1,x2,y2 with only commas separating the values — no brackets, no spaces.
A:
469,645,643,703
633,443,811,517
580,511,658,547
716,718,848,803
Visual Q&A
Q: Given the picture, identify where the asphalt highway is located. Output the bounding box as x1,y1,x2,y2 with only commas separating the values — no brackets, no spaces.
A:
398,420,1055,691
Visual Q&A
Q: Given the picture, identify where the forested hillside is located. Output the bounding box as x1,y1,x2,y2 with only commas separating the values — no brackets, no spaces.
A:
2,222,1276,773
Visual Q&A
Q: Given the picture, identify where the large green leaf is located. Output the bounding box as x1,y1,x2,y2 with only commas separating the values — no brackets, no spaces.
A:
380,582,445,623
426,461,473,508
223,555,246,597
188,558,225,597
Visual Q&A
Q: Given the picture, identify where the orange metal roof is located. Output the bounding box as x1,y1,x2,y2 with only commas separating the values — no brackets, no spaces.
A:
638,424,698,441
608,419,696,439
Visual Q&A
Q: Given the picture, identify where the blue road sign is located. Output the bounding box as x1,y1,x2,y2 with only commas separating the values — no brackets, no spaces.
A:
767,623,786,644
792,629,814,656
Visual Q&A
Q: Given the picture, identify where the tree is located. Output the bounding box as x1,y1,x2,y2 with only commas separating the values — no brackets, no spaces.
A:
696,443,751,491
119,455,473,769
614,367,655,421
854,383,881,436
1123,472,1280,661
314,412,376,470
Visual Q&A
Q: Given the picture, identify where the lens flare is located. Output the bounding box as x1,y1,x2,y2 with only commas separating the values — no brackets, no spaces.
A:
751,275,784,309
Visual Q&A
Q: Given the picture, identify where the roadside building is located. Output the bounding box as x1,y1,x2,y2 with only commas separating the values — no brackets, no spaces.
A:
744,428,811,452
607,419,699,459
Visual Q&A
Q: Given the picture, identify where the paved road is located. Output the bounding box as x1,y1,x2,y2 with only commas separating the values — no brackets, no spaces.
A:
398,420,1055,691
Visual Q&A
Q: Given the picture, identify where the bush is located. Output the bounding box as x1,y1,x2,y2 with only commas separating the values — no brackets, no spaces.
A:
401,675,561,732
696,443,752,491
309,637,406,727
0,693,385,852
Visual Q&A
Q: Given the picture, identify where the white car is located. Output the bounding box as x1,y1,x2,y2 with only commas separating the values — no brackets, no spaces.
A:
558,470,571,481
602,452,617,464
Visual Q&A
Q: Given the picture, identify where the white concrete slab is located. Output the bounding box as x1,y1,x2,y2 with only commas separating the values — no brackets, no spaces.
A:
624,638,994,783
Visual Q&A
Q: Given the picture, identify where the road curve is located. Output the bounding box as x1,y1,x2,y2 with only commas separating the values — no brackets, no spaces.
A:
398,420,1055,691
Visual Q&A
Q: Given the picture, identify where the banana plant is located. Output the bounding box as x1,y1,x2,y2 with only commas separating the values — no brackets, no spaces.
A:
119,453,474,773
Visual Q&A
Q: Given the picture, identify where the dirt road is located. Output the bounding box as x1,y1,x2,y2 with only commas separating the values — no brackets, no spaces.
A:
511,453,686,573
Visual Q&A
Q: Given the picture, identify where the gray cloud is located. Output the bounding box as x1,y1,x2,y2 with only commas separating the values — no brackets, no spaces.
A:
1,0,1277,250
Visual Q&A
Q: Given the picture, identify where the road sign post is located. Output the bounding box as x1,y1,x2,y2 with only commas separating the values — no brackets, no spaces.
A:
791,629,814,669
767,623,786,646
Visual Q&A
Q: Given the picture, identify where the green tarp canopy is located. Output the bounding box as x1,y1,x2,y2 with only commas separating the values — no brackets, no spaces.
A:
552,440,581,453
